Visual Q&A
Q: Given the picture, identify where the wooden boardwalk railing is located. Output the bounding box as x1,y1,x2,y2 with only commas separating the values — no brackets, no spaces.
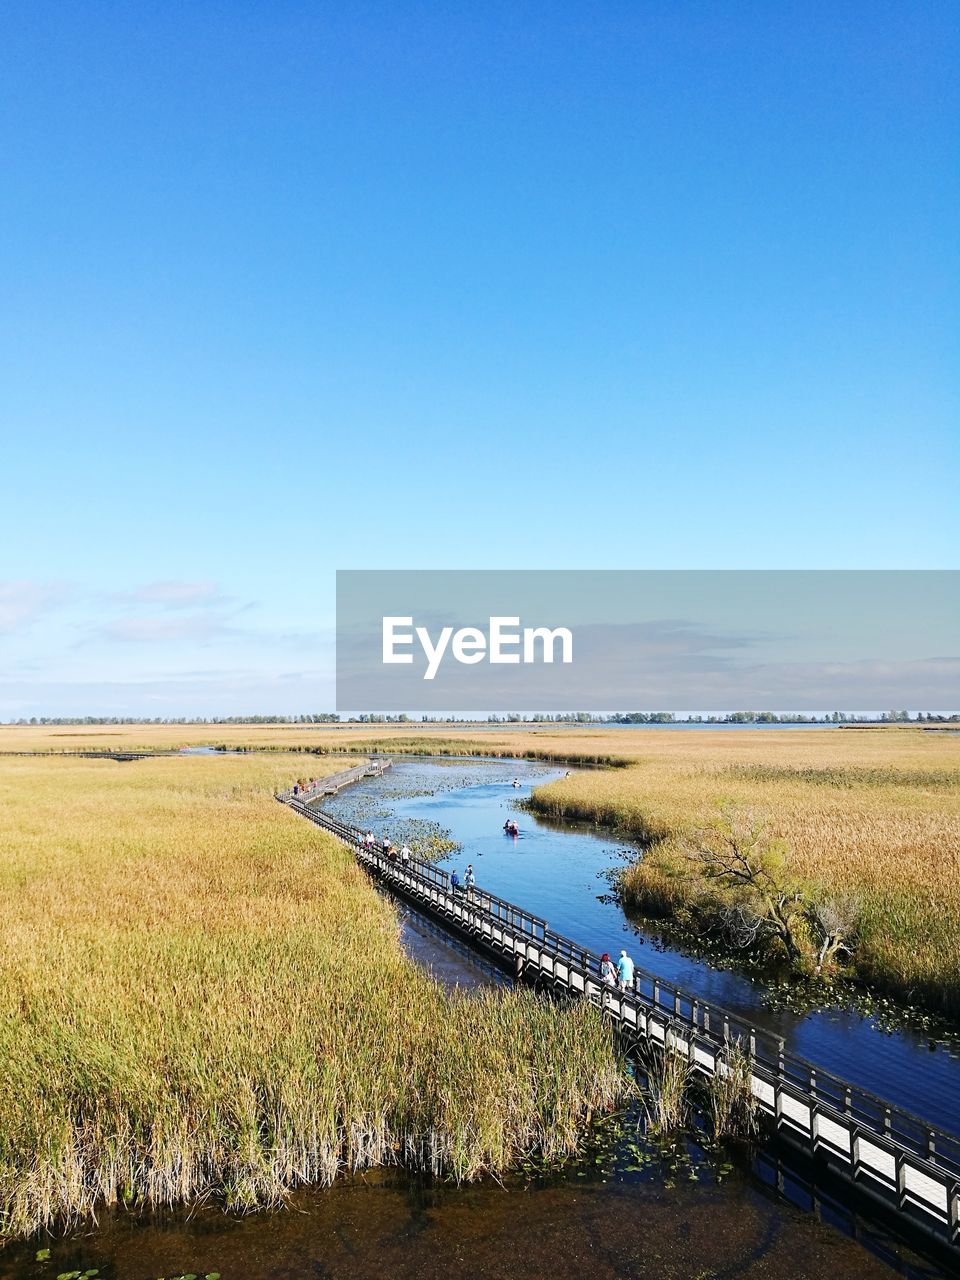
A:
278,757,391,802
280,773,960,1250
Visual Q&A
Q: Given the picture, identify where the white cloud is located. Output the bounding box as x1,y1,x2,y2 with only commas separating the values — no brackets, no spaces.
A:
99,612,234,644
117,580,226,609
0,671,337,718
0,581,69,635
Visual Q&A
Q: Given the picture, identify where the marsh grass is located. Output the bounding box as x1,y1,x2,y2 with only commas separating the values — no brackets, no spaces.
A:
640,1039,692,1136
3,724,957,1013
724,764,960,791
639,1038,759,1147
0,753,624,1239
709,1045,760,1141
515,731,960,1017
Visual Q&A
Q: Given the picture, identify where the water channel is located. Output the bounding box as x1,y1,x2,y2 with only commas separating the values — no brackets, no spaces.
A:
325,758,960,1135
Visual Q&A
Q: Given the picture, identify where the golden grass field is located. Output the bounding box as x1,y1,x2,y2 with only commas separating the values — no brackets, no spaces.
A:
0,750,623,1240
9,720,949,1014
518,728,960,1013
0,721,633,764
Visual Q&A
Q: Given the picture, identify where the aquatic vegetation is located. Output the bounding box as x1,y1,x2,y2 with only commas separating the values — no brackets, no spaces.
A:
36,1270,220,1280
724,763,960,791
329,807,459,862
708,1045,760,1141
0,722,634,768
638,1037,759,1146
640,1039,692,1136
0,753,625,1240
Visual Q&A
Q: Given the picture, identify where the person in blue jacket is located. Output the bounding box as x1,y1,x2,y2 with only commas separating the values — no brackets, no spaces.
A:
450,869,462,893
616,948,635,992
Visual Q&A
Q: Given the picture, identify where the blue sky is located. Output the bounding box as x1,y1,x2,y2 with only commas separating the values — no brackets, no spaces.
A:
1,2,957,715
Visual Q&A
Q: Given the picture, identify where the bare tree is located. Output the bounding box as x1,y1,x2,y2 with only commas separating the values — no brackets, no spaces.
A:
686,803,865,972
686,807,808,965
808,896,858,976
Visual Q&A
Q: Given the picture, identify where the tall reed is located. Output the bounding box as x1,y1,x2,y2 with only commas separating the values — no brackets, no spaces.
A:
0,754,625,1239
641,1037,692,1136
3,722,956,1012
709,1045,760,1140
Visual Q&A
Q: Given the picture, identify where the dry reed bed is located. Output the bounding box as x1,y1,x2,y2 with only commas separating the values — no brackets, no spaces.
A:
4,723,958,1010
0,754,623,1240
519,731,960,1014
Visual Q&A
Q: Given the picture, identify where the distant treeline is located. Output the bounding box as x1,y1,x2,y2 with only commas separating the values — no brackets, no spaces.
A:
3,714,344,726
5,710,959,726
587,710,960,725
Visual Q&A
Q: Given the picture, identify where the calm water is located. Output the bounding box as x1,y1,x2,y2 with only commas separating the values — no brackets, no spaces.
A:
4,1154,940,1280
326,759,960,1134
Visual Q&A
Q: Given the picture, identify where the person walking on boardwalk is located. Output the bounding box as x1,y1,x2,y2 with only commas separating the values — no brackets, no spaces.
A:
450,868,462,894
616,948,635,993
599,952,616,986
381,835,393,857
400,843,412,866
464,864,476,895
364,830,375,850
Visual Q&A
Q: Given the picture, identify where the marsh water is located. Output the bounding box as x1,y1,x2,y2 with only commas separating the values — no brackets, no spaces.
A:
8,758,960,1280
4,1151,943,1280
327,759,960,1135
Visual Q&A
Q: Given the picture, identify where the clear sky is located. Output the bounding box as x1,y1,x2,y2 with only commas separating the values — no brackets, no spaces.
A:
1,2,957,716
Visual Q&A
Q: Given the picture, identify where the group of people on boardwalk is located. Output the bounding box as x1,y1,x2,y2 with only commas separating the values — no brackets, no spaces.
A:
290,777,323,798
362,829,412,866
358,822,636,992
599,949,635,993
450,863,476,894
360,824,483,898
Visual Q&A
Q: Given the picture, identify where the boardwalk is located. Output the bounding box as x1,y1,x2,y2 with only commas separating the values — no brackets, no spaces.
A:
281,771,960,1251
280,758,391,801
